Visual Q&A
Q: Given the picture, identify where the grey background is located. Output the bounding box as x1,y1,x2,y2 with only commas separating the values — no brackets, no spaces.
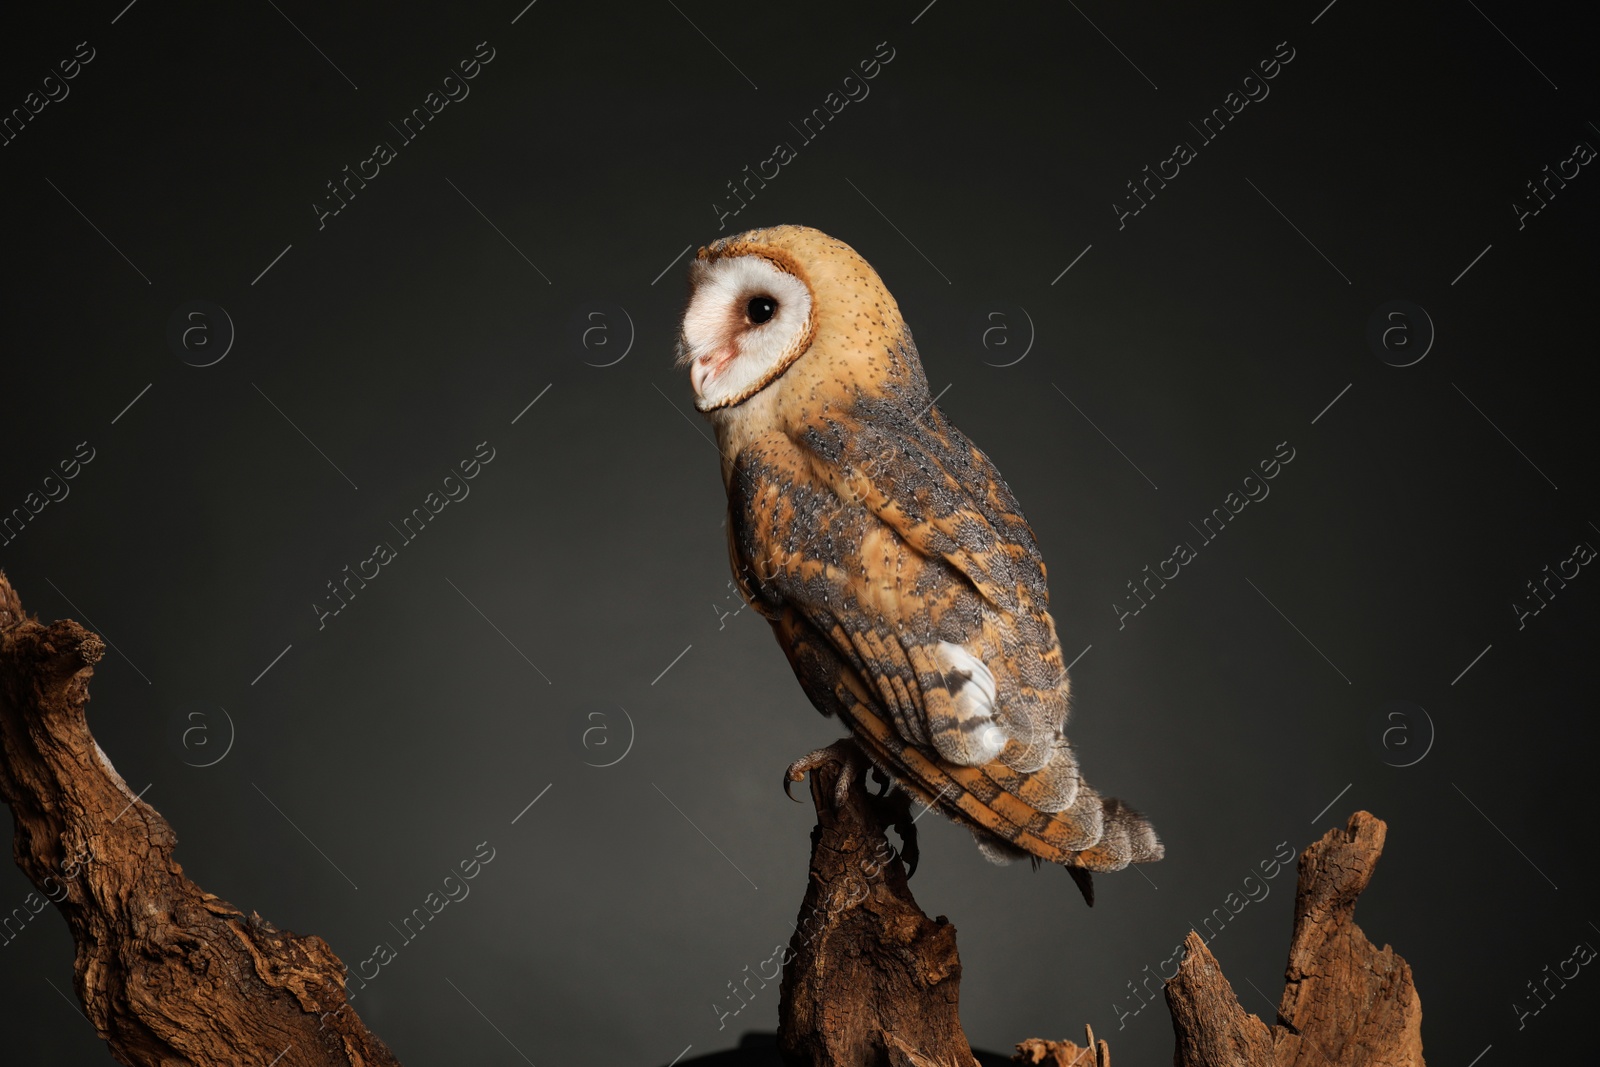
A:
2,0,1596,1063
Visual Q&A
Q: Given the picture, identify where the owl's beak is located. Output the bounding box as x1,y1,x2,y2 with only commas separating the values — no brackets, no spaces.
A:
689,353,714,397
690,345,736,398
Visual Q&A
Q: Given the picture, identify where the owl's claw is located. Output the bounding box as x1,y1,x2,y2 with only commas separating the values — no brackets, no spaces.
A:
783,739,867,806
874,781,921,880
782,770,806,803
784,746,833,802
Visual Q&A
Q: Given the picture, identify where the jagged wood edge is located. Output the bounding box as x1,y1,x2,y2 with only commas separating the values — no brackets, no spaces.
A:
1164,811,1425,1067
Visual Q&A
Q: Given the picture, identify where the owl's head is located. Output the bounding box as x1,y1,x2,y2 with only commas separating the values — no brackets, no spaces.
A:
676,225,911,414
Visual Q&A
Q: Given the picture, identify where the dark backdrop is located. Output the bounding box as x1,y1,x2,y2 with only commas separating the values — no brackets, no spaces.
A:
2,0,1596,1063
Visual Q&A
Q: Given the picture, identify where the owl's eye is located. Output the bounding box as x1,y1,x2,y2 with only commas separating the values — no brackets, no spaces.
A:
746,296,777,324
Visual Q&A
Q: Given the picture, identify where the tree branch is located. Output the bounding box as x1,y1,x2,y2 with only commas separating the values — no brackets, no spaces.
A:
0,572,401,1067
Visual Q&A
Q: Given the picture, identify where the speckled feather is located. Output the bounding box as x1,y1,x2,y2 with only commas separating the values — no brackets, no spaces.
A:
687,225,1162,875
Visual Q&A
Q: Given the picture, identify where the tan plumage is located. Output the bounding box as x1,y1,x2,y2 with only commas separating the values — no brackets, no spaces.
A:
677,225,1162,894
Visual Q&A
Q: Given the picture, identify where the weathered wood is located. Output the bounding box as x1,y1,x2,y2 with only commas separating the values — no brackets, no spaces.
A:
1014,1026,1111,1067
1276,812,1424,1067
1165,933,1277,1067
2,561,1427,1067
777,740,980,1067
1165,811,1425,1067
0,572,400,1067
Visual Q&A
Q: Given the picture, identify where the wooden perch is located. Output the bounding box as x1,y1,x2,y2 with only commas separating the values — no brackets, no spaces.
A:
3,565,1426,1067
1164,811,1425,1067
774,744,1110,1067
0,572,401,1067
778,740,981,1067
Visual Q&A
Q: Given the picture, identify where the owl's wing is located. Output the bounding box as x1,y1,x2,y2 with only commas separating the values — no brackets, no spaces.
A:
797,394,1045,614
729,405,1161,873
792,402,1081,770
773,601,1151,876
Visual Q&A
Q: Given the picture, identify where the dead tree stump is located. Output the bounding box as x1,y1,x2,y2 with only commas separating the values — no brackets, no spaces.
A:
777,740,981,1067
1165,811,1425,1067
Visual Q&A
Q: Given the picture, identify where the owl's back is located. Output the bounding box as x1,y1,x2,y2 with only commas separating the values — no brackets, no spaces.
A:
724,351,1161,878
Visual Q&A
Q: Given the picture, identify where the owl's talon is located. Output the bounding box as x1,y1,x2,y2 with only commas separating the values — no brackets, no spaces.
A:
834,743,869,806
873,781,921,879
783,746,838,802
783,739,866,807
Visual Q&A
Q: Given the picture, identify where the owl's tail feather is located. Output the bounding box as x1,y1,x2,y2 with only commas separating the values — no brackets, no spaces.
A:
969,740,1163,870
1067,795,1165,871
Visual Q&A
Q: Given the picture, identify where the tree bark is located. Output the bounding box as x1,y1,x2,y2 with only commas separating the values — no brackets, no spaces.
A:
1165,811,1425,1067
1164,935,1279,1067
777,740,981,1067
0,572,401,1067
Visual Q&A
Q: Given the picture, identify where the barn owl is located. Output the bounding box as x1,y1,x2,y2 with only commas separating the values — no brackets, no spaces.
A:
676,225,1162,900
